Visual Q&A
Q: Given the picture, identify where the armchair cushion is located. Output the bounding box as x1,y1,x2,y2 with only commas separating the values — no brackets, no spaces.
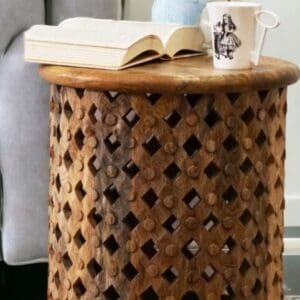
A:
0,32,49,264
46,0,122,25
0,0,44,56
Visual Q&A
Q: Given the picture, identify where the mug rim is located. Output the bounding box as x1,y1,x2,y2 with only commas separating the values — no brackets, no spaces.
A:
207,1,261,8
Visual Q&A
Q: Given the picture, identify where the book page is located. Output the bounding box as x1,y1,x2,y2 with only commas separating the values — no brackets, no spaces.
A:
58,18,197,48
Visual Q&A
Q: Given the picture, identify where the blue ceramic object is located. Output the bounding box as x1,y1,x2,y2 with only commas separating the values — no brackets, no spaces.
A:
152,0,206,25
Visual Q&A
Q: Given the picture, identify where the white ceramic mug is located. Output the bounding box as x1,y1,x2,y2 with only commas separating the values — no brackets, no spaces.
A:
207,1,280,69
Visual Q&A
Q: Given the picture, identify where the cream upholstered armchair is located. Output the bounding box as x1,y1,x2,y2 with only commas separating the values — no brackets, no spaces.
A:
0,0,121,265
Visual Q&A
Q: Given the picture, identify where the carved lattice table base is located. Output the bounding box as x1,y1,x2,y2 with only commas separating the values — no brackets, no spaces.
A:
48,86,287,300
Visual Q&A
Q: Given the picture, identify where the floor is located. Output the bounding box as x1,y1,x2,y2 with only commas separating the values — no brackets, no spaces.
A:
0,262,47,300
0,258,299,299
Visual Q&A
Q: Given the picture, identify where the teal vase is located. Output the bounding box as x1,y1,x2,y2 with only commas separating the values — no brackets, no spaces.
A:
152,0,206,25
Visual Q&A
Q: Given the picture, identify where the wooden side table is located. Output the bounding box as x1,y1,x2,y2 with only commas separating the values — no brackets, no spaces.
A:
40,56,299,300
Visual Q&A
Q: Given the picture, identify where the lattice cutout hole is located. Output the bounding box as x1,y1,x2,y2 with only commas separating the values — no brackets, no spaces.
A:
164,110,181,128
142,188,158,208
183,188,201,209
88,103,102,124
122,160,140,179
55,174,61,192
253,231,264,246
74,129,85,150
163,162,181,180
104,91,119,102
265,203,275,217
74,230,86,249
122,262,139,281
221,286,235,300
63,151,73,170
104,133,121,154
276,126,284,139
204,161,220,178
75,181,86,201
223,134,239,152
75,88,85,99
88,155,101,175
163,215,180,233
204,213,219,231
185,94,201,107
54,271,60,289
241,107,255,125
104,184,120,205
103,235,119,255
252,279,263,295
205,109,222,127
122,108,140,128
63,101,73,120
274,176,283,189
273,272,280,286
254,181,266,198
122,212,139,231
222,237,236,254
146,93,161,105
227,93,240,104
103,285,120,300
202,264,216,281
182,291,199,300
56,125,62,143
183,135,202,156
62,252,72,271
258,90,269,102
182,239,200,259
239,259,251,276
63,202,72,220
87,258,102,278
268,103,277,120
143,135,161,156
141,239,158,259
240,209,252,226
255,130,267,147
162,266,179,283
140,286,159,300
88,208,102,227
54,224,62,241
222,186,238,204
240,157,253,174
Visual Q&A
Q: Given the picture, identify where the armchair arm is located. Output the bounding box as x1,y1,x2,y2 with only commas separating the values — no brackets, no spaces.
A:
0,0,44,56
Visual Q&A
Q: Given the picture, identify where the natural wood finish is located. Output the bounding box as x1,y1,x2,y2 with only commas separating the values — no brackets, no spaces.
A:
45,57,299,300
48,86,288,300
40,56,299,94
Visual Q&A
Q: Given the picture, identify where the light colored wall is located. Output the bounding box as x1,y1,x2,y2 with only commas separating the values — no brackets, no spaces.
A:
124,0,300,225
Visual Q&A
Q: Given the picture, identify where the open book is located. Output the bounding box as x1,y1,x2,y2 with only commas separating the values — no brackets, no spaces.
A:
24,18,205,70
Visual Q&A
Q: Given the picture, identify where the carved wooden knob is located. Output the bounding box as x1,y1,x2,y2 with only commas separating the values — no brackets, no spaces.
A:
106,165,118,178
104,113,117,126
186,113,199,127
164,142,177,155
147,264,159,277
126,240,138,253
205,140,216,153
163,195,175,208
206,193,217,206
143,218,156,232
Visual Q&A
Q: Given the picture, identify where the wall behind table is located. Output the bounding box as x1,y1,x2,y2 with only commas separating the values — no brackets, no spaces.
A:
124,0,300,226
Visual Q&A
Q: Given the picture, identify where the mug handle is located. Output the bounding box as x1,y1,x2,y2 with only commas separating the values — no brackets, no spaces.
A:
252,10,280,66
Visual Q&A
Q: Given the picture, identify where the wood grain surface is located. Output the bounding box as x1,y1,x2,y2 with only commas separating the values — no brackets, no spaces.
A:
48,85,288,300
40,56,299,94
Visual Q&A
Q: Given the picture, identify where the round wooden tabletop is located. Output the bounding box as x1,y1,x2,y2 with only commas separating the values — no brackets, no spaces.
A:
39,56,299,94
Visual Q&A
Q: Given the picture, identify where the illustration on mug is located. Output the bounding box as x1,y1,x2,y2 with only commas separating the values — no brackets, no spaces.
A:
213,14,242,60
